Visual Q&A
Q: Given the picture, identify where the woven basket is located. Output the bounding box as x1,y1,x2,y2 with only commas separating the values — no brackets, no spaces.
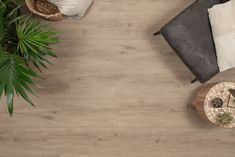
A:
25,0,64,21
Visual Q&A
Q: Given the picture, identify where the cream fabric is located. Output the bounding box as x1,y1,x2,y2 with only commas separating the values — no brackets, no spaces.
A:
208,0,235,72
47,0,93,18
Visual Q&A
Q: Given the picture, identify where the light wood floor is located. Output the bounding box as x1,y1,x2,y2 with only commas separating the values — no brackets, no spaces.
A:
1,0,235,156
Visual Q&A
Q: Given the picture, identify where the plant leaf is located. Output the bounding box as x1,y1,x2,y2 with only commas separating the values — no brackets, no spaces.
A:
0,53,39,115
16,17,59,69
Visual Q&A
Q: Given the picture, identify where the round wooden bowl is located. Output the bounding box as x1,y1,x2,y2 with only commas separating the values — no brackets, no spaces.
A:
25,0,64,21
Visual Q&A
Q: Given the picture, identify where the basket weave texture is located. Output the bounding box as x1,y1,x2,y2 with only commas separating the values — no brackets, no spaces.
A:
25,0,64,21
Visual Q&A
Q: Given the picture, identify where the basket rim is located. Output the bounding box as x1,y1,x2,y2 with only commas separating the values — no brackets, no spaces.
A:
25,0,63,18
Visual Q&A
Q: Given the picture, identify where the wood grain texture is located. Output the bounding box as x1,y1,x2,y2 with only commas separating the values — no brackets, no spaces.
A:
193,83,217,121
1,0,235,156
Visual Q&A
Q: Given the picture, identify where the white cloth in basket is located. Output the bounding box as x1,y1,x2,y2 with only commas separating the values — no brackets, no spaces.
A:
47,0,93,18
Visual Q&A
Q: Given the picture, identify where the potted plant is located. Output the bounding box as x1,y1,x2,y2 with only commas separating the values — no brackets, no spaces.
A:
216,112,234,126
0,0,59,115
211,97,223,108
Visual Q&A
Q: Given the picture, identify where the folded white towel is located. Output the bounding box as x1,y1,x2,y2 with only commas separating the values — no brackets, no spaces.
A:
47,0,93,18
208,0,235,71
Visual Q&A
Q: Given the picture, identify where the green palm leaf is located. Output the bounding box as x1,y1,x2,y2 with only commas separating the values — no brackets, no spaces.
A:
0,53,39,115
0,0,23,51
16,17,59,70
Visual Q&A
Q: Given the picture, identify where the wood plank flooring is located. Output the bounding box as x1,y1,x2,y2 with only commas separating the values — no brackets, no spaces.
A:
1,0,235,156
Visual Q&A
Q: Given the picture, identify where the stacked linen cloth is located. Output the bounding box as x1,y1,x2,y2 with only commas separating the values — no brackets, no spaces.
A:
208,0,235,72
47,0,93,19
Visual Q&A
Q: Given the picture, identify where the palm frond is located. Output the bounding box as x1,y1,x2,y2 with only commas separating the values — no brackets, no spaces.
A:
0,53,39,115
16,17,59,70
0,0,22,49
